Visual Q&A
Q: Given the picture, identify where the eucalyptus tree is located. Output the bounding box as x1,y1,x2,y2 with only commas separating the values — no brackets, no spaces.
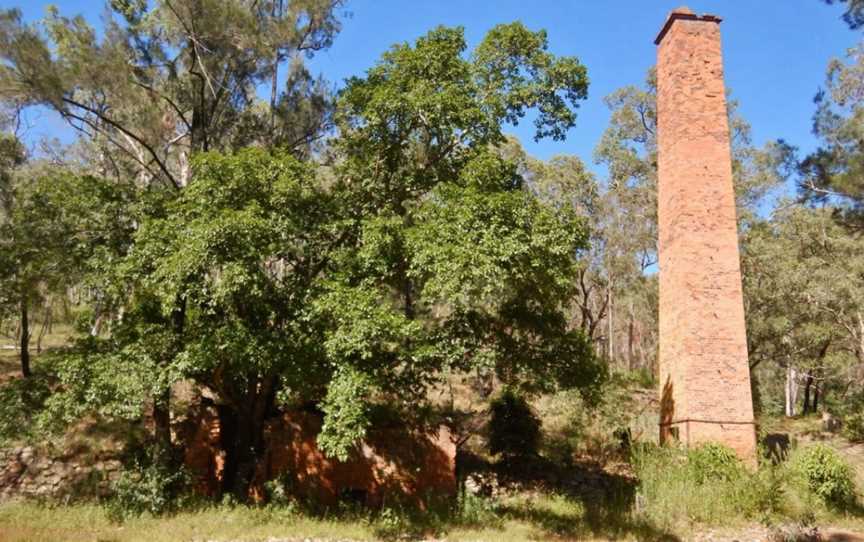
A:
825,0,864,30
800,42,864,222
743,205,864,416
0,0,344,187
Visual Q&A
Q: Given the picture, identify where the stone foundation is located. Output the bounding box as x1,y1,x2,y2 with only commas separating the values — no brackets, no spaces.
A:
0,446,121,500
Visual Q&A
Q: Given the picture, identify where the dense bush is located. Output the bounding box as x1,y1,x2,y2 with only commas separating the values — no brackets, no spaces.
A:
0,366,52,442
790,444,857,508
839,392,864,442
488,389,541,460
632,443,795,527
843,411,864,443
106,460,189,521
687,443,744,484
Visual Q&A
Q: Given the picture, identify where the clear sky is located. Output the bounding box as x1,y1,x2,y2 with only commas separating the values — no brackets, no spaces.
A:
2,0,860,179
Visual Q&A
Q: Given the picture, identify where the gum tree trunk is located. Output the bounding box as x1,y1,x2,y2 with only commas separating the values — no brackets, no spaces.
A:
19,297,30,378
785,365,799,417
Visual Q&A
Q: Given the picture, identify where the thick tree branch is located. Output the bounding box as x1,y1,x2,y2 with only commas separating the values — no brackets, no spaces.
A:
61,97,180,189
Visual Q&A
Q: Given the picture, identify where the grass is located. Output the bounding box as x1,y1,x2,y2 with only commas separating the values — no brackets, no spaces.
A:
0,502,374,542
631,441,864,539
0,495,682,542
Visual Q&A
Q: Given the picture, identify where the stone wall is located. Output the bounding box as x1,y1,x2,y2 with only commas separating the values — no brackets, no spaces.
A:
0,445,121,500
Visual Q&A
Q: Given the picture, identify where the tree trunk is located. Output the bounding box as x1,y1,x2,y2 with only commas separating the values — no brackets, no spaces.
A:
36,301,52,354
152,388,172,455
627,303,635,371
813,385,820,413
220,375,275,499
151,297,186,459
785,365,799,417
90,304,103,337
19,297,30,378
269,0,283,139
803,373,813,414
607,282,614,365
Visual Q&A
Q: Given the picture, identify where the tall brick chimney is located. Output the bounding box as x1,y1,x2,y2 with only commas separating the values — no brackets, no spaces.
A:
655,7,757,462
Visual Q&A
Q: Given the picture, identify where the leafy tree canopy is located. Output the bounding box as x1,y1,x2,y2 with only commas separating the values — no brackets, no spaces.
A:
37,22,603,494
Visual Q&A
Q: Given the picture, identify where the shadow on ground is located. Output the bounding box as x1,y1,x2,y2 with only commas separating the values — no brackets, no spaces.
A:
463,453,681,541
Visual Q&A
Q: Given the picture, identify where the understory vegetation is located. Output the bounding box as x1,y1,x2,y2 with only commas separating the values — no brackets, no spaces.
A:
1,370,862,541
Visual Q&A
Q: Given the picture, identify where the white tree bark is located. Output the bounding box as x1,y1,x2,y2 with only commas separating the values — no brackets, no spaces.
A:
785,364,799,417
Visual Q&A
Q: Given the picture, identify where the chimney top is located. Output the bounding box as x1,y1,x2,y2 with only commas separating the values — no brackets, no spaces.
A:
654,8,723,45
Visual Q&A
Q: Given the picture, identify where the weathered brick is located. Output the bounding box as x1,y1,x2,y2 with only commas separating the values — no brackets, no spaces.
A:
655,7,757,463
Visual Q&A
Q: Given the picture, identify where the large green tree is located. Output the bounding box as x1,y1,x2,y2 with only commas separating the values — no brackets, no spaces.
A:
42,22,603,499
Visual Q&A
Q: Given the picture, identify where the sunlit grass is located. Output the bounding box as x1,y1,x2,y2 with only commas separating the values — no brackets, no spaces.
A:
0,495,678,542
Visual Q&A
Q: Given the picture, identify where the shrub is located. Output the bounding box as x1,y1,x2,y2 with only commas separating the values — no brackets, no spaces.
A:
632,443,785,526
687,443,743,484
790,444,856,508
456,491,499,526
0,364,53,442
842,411,864,443
106,460,189,521
488,389,540,460
749,463,788,517
837,390,864,442
373,507,410,540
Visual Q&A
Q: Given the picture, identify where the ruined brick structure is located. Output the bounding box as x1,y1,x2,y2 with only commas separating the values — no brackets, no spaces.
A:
655,7,757,462
183,407,457,507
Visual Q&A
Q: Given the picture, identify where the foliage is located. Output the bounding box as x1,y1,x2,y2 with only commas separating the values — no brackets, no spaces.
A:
843,411,864,442
686,443,744,484
313,22,601,457
488,389,541,459
318,367,374,461
790,444,857,508
106,459,189,521
37,338,163,432
0,362,53,442
743,205,864,416
61,148,337,492
840,391,864,442
0,166,136,376
536,371,654,467
825,0,864,30
800,41,864,217
0,0,344,186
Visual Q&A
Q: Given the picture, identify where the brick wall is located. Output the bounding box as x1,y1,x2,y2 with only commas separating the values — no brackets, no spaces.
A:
183,408,457,507
655,7,757,462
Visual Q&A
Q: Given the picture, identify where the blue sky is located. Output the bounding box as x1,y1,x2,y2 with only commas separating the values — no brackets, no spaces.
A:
3,0,860,178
